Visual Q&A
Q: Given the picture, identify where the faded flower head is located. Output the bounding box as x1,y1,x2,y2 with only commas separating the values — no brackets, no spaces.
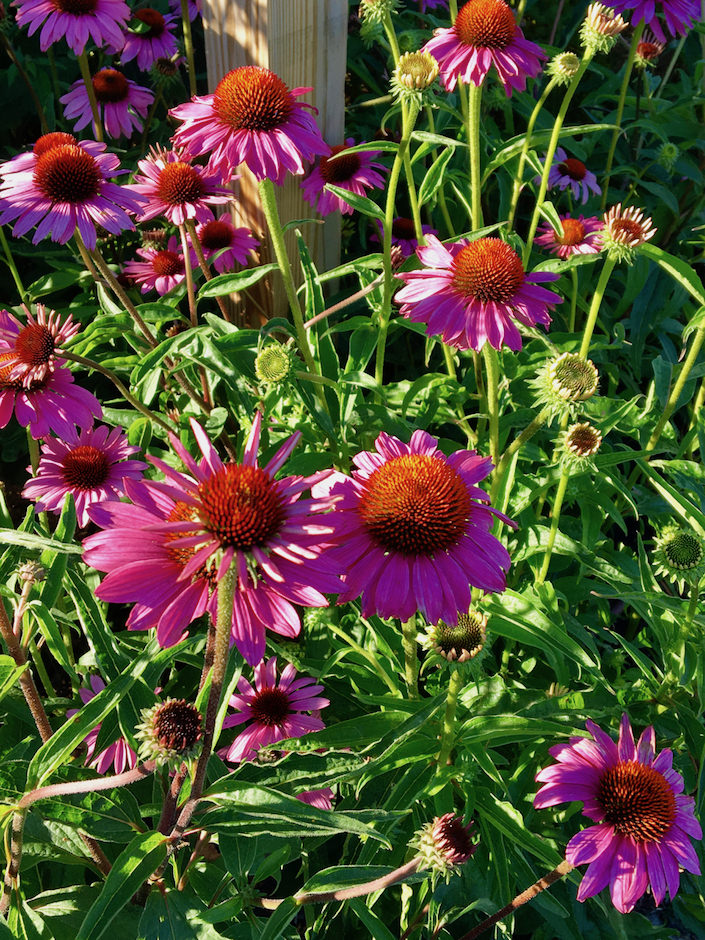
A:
653,524,705,590
601,204,656,263
255,343,295,384
547,52,581,85
560,422,603,470
412,813,477,881
580,3,628,53
425,608,487,662
136,698,203,766
391,51,439,101
635,30,666,67
532,353,599,422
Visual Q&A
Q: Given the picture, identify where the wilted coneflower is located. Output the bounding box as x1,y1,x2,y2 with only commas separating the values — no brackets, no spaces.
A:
83,413,344,664
600,203,656,263
634,29,666,67
116,7,179,71
421,0,546,95
301,138,386,216
0,142,144,249
23,423,146,527
135,698,202,766
395,235,561,352
534,714,702,913
412,813,477,881
313,429,514,627
60,68,154,140
170,66,328,184
67,675,138,775
12,0,129,54
535,215,603,259
128,147,231,226
580,3,628,54
0,304,79,386
653,524,705,590
123,235,186,295
219,657,328,763
545,148,601,204
609,0,698,41
190,218,260,273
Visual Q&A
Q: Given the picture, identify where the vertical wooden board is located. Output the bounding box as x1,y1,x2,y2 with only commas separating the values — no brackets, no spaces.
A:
200,0,348,318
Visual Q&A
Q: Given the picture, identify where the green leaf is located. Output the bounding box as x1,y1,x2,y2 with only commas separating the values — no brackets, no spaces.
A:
640,243,705,313
0,530,81,555
0,654,27,703
26,602,73,675
475,788,565,869
638,460,705,536
349,899,399,940
77,833,167,940
418,147,454,207
198,263,279,299
411,130,465,150
138,889,227,939
323,185,384,220
258,898,298,940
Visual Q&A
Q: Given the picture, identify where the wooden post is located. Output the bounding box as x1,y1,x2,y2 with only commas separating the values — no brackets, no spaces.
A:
200,0,348,320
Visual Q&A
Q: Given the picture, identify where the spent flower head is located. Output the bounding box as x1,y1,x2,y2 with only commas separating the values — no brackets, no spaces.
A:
635,30,666,67
532,353,599,422
136,699,203,766
559,422,603,471
412,813,477,882
653,524,705,590
601,203,656,263
547,51,581,86
423,608,487,663
580,3,628,53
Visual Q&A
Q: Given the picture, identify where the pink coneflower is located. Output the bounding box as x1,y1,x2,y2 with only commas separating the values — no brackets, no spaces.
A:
0,360,101,439
60,68,154,140
535,215,603,259
0,132,98,185
314,430,513,626
0,142,143,249
395,235,561,352
297,788,334,810
635,29,666,66
219,657,328,763
170,66,328,184
373,217,438,258
128,148,231,226
12,0,130,54
67,676,138,775
190,218,260,273
123,235,185,295
545,148,601,204
23,423,146,527
82,413,344,664
116,7,179,70
610,0,698,41
535,714,702,913
301,139,386,216
421,0,546,95
0,304,79,386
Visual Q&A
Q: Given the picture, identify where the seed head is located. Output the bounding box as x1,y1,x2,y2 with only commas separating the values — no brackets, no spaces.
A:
425,609,487,663
560,422,602,470
412,813,477,882
653,524,705,590
136,699,203,766
17,561,45,584
580,3,627,54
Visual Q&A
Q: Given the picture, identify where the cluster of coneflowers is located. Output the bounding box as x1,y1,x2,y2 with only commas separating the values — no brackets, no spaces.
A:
0,0,702,928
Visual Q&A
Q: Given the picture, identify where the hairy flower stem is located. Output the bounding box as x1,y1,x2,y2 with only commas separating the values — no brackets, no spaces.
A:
260,858,422,909
506,79,557,233
375,101,420,392
646,327,705,453
184,219,232,321
158,763,188,835
523,55,591,264
0,808,27,917
60,350,176,434
77,52,103,143
19,763,156,809
482,344,500,472
401,616,419,699
180,0,197,97
403,136,424,243
0,226,27,303
305,275,384,330
449,0,458,20
436,667,463,768
578,257,616,359
601,23,645,211
459,860,574,939
537,467,570,585
466,82,484,230
0,600,52,743
179,224,212,407
382,11,401,64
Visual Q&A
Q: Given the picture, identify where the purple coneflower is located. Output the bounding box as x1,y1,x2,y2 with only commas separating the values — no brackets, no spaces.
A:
82,413,344,664
219,657,328,763
373,216,438,259
301,139,386,216
420,0,449,11
535,714,702,913
170,66,328,184
23,423,146,527
189,218,259,273
314,430,513,626
128,148,231,226
297,788,334,810
610,0,698,41
60,68,154,140
0,304,79,386
116,7,179,70
422,0,546,95
12,0,129,54
394,235,561,352
67,676,138,775
535,215,603,259
0,360,101,439
123,235,186,295
0,132,97,185
546,148,601,204
0,141,143,248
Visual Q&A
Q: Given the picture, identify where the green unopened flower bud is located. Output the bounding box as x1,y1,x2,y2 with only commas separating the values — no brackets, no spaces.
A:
653,524,705,590
412,813,477,882
532,353,600,422
17,561,45,584
547,52,581,86
390,51,439,102
150,56,186,93
255,343,294,384
656,142,678,172
136,699,203,767
580,3,627,54
359,0,398,26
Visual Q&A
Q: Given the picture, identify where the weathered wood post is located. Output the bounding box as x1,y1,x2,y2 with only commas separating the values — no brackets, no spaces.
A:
199,0,348,320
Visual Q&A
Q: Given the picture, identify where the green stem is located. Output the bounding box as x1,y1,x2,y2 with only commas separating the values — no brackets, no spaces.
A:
482,344,500,471
402,126,424,243
375,101,420,391
0,226,27,303
179,224,212,407
568,267,579,332
537,468,570,584
601,23,644,211
184,219,232,322
140,87,164,153
449,0,458,20
180,0,197,97
27,639,55,697
401,616,418,699
523,55,592,264
77,52,103,143
506,79,557,233
328,621,399,696
442,346,477,447
382,11,401,64
653,34,685,102
578,257,616,359
646,326,705,452
493,407,549,503
687,374,705,453
467,82,484,231
685,583,700,628
436,667,463,768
